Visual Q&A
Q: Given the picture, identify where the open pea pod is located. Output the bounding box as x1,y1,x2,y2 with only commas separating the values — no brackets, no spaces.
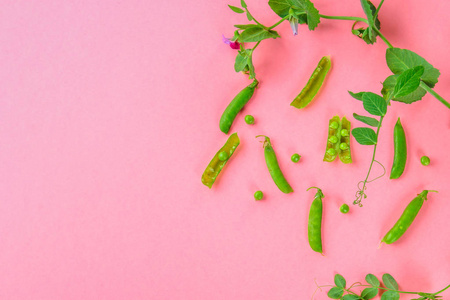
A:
290,56,331,109
339,117,352,164
201,133,240,188
323,115,341,162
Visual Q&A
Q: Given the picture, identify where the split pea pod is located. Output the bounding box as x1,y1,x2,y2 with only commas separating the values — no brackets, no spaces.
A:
219,79,258,134
323,115,341,162
381,190,437,244
339,117,352,164
201,133,240,188
307,187,324,254
290,56,331,109
390,118,407,179
257,135,293,193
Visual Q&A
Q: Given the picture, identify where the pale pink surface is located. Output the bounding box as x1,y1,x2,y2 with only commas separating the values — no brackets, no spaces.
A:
0,0,449,299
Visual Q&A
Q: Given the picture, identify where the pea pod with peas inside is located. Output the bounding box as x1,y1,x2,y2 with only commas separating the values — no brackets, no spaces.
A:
381,190,437,244
219,79,258,134
201,133,240,188
257,135,293,194
290,56,331,109
390,117,407,179
323,115,352,163
307,187,324,254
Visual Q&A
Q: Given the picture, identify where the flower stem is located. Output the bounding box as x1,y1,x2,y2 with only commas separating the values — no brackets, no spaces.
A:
319,14,368,23
372,27,393,48
244,7,265,28
268,16,289,30
373,0,385,20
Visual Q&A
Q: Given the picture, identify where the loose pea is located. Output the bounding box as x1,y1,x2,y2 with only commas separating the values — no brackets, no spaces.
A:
291,153,301,163
326,148,336,156
340,204,349,214
329,121,339,129
420,156,430,166
218,151,229,161
254,190,263,201
340,129,349,137
339,143,349,150
328,136,338,144
245,115,255,125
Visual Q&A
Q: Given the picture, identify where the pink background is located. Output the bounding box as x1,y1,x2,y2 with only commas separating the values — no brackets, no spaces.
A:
1,0,449,299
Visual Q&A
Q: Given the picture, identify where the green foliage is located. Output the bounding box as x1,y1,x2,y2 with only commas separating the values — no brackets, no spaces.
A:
327,287,344,299
238,27,280,42
393,66,424,98
365,274,380,287
382,274,399,290
361,287,379,299
348,91,365,101
386,48,440,88
342,295,359,300
353,1,381,44
228,5,244,13
362,92,387,116
352,127,378,145
381,75,427,104
353,113,379,127
268,0,320,30
380,290,400,300
334,274,346,288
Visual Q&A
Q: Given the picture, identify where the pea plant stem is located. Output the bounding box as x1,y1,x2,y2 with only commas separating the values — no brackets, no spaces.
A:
318,14,368,23
420,81,450,109
244,7,265,28
268,16,288,30
433,284,450,295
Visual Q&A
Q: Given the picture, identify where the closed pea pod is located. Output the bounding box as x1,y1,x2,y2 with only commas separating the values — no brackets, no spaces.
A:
290,56,331,109
257,135,293,193
381,190,438,244
201,133,240,188
219,79,258,134
390,118,407,179
307,187,324,254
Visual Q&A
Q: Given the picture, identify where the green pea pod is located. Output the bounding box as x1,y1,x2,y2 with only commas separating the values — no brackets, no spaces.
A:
307,187,324,253
323,115,341,162
390,118,407,179
381,190,437,244
201,133,240,188
258,135,293,193
290,56,331,109
339,117,352,164
219,80,258,134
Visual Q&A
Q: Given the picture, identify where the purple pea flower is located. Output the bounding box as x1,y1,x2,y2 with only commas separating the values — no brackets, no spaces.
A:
289,16,299,36
222,35,240,49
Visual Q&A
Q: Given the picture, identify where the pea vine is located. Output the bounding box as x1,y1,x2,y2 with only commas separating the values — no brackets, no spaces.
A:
225,0,449,206
314,273,450,300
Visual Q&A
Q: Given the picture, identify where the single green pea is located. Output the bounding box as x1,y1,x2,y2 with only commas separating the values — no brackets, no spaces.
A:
340,204,349,214
218,151,229,161
340,129,349,137
326,148,336,156
420,156,430,166
245,115,255,125
291,153,301,163
328,136,338,144
339,143,349,150
329,121,339,129
254,190,263,201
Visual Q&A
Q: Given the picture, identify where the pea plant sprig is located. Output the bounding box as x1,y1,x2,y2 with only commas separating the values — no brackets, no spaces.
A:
315,273,450,300
224,0,449,205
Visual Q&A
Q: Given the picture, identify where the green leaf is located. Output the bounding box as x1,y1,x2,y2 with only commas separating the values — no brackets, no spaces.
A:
334,274,346,288
246,11,253,21
234,24,262,29
365,274,380,287
382,274,399,290
380,291,400,300
228,5,244,13
268,0,320,30
361,287,379,299
268,0,291,17
362,92,387,116
352,127,377,145
381,75,427,104
239,27,280,42
360,0,375,41
240,0,247,8
327,287,344,299
386,48,440,88
234,53,248,72
295,0,320,30
353,113,379,127
393,66,425,98
343,295,360,300
348,91,366,101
